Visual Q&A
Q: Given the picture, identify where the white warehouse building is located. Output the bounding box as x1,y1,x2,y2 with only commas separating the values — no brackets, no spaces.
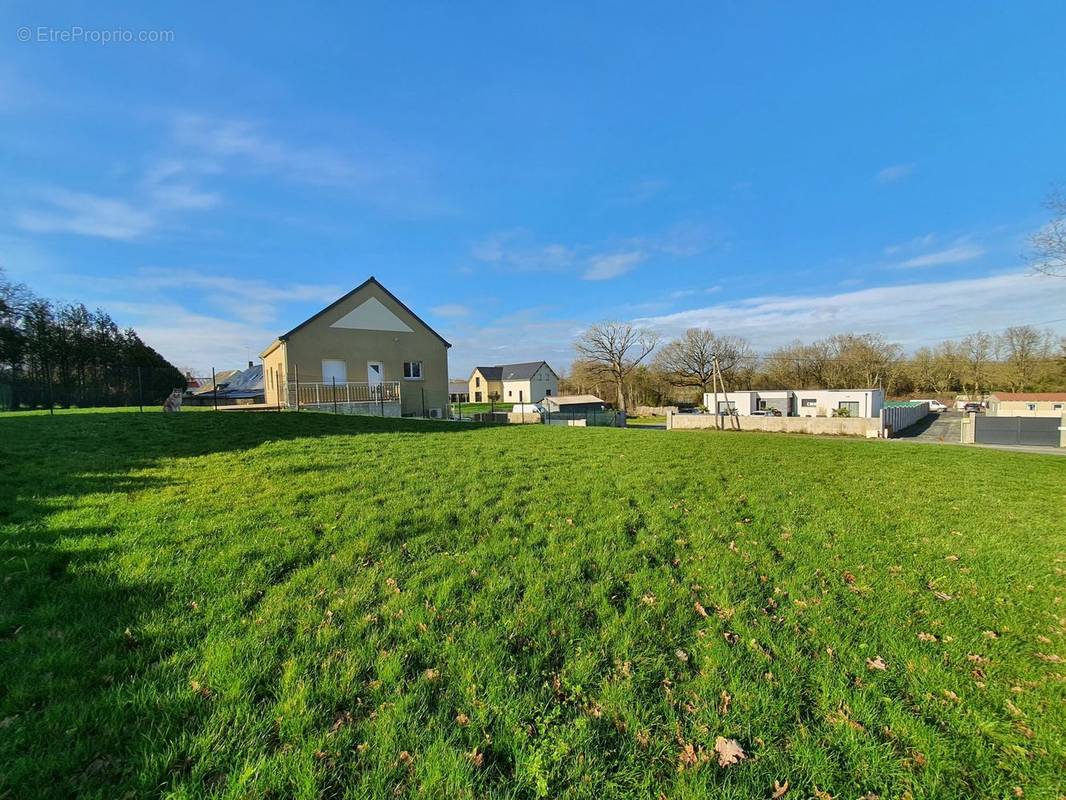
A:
703,388,884,418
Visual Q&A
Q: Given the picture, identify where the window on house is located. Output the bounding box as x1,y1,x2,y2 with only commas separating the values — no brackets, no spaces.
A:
801,398,817,408
475,376,481,387
475,391,482,402
403,361,423,379
717,400,736,415
546,389,552,396
1054,403,1063,410
1026,403,1036,411
838,401,860,417
507,390,512,397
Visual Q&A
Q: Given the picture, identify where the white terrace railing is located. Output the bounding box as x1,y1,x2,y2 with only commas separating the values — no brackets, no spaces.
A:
287,380,401,408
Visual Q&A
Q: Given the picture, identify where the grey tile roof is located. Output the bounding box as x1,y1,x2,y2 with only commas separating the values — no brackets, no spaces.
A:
474,361,553,381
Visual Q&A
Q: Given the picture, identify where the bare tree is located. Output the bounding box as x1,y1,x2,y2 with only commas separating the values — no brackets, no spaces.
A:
960,331,993,399
655,328,754,394
997,325,1050,391
1031,189,1066,277
574,322,660,411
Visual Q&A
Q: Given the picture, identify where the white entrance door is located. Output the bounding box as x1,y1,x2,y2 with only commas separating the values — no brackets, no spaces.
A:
367,361,384,393
322,359,347,383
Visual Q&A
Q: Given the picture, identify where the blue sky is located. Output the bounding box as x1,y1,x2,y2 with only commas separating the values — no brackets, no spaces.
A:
3,2,1065,375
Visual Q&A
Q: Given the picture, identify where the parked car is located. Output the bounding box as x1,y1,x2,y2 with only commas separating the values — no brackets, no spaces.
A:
963,402,984,413
751,408,783,417
915,399,948,412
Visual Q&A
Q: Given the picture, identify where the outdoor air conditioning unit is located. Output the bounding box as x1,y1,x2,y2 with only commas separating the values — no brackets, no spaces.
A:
429,408,443,419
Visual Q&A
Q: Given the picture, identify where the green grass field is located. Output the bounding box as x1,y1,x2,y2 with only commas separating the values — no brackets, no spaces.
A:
1,410,1063,799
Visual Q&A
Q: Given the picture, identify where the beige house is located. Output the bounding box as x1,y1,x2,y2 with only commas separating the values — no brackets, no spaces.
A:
468,361,558,403
988,392,1066,417
261,277,450,417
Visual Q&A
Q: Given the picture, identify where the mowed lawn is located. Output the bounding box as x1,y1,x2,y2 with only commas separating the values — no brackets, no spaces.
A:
1,411,1063,800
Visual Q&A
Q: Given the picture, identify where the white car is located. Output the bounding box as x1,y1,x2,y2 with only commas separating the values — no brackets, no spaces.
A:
915,399,948,412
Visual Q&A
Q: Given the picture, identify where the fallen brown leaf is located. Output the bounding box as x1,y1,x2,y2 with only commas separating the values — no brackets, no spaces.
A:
917,632,937,642
771,779,790,798
713,736,746,767
694,601,709,618
866,656,888,671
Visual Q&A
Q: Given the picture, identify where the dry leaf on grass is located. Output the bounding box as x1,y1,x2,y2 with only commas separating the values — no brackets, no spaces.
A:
866,656,888,671
713,736,746,767
694,601,709,618
675,649,689,663
455,712,470,726
917,632,937,642
771,779,789,798
719,690,731,716
723,631,740,645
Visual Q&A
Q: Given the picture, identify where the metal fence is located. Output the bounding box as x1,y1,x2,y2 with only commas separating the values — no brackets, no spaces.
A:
0,366,186,412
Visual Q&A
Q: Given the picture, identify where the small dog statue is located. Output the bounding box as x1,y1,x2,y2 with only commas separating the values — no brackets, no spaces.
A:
163,389,183,413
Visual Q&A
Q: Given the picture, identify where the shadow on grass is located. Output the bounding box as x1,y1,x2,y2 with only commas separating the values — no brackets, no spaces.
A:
0,410,504,795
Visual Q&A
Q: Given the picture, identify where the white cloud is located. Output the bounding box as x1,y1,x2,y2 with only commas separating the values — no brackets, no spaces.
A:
877,164,914,184
633,271,1065,352
16,190,157,240
431,303,471,318
898,243,985,268
170,113,446,215
582,251,645,280
106,300,276,374
472,222,711,282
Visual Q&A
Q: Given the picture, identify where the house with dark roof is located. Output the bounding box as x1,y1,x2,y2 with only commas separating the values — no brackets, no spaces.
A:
260,277,450,417
186,363,265,406
468,361,558,403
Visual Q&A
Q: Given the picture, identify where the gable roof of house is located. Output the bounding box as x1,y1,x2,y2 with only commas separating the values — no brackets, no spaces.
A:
991,392,1066,402
274,276,451,348
472,361,555,381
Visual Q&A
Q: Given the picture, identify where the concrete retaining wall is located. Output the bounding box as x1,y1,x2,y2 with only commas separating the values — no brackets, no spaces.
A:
301,401,401,417
667,412,879,437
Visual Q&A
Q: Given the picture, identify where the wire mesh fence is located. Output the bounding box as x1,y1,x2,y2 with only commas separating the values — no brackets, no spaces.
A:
0,366,187,412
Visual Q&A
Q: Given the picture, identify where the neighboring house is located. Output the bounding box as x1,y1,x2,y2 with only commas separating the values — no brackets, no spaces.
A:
260,277,451,418
468,361,559,403
448,380,470,403
988,392,1066,417
186,363,264,406
186,369,240,402
703,389,884,418
542,394,606,414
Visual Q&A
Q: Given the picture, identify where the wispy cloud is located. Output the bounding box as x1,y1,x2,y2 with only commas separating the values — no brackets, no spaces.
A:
472,221,713,282
898,243,985,268
170,113,447,215
15,158,221,242
634,271,1061,351
430,303,471,318
16,189,158,240
877,163,914,184
582,251,645,280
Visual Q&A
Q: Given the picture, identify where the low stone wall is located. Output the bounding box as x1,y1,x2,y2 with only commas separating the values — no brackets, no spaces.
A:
506,411,541,424
667,412,879,437
636,405,679,417
300,401,402,417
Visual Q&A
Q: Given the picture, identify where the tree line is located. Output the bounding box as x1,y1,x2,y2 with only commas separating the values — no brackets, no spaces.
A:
0,268,185,410
565,322,1066,412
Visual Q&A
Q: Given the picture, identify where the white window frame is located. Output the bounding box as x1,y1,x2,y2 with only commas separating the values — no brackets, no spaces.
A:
403,361,423,380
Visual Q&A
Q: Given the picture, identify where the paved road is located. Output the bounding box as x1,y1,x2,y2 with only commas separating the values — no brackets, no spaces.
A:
893,410,963,442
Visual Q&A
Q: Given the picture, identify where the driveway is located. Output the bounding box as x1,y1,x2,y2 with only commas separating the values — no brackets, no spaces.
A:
893,410,962,443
